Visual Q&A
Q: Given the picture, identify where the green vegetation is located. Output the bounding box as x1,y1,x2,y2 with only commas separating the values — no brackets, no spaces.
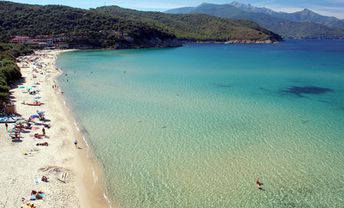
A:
95,6,282,41
0,1,281,48
0,2,177,49
0,43,32,103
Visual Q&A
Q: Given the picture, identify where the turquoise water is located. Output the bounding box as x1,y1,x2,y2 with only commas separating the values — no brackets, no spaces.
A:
57,41,344,208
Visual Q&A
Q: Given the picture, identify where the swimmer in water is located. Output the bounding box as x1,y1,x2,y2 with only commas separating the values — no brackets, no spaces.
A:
256,177,264,190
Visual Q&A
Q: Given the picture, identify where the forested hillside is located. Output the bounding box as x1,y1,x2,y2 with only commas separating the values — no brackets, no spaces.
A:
95,6,282,42
0,2,178,49
0,1,282,48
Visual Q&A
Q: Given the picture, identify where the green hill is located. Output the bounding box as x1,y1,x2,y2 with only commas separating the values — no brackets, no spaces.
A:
95,6,282,42
0,1,178,49
0,1,282,48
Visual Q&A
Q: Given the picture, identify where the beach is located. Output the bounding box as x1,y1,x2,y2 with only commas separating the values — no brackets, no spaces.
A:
3,41,343,208
0,50,109,208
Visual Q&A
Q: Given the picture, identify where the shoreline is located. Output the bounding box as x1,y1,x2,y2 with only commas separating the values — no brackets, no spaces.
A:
54,57,115,208
0,50,111,208
53,50,112,208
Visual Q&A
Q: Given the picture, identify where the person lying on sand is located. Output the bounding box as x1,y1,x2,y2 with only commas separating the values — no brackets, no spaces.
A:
21,198,36,208
41,175,49,182
34,133,45,139
36,142,48,146
30,190,45,200
25,123,32,129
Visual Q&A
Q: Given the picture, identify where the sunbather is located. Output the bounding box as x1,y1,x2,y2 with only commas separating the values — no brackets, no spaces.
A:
30,190,45,200
34,133,44,139
21,198,36,208
36,142,48,146
41,175,49,182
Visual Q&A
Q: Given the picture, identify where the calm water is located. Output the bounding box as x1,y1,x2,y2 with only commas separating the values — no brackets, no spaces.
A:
57,40,344,208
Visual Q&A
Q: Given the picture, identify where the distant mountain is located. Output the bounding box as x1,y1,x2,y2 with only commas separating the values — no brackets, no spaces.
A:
271,9,344,29
95,6,282,42
229,1,276,15
166,2,344,39
228,2,344,29
165,7,195,14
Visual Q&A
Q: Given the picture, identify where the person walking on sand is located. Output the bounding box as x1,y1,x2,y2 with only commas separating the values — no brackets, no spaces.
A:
5,122,8,131
42,127,45,136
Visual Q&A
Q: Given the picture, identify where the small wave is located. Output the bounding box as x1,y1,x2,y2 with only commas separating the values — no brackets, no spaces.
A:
103,193,113,208
82,135,89,148
92,167,98,183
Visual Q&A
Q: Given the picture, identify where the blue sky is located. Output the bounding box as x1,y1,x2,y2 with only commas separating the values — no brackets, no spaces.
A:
9,0,344,18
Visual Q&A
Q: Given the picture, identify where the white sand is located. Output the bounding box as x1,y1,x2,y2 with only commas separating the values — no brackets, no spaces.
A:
0,50,110,208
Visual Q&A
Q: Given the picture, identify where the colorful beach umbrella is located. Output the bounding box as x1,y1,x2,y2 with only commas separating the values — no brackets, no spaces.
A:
30,114,40,119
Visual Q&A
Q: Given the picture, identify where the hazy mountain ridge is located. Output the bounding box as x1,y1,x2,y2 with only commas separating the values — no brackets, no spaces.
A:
229,2,344,29
166,2,344,39
94,6,282,42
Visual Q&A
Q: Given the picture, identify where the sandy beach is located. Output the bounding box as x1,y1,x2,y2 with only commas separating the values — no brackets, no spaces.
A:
0,50,110,208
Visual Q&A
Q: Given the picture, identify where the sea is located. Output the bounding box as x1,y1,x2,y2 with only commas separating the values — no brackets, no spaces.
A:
57,40,344,208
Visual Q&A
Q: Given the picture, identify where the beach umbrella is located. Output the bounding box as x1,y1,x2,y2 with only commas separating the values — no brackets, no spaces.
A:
30,114,40,119
19,86,25,89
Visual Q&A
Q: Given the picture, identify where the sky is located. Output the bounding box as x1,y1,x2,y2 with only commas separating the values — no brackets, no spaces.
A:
8,0,344,19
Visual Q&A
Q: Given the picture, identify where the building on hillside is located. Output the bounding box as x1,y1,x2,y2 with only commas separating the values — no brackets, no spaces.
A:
10,34,70,49
9,36,32,44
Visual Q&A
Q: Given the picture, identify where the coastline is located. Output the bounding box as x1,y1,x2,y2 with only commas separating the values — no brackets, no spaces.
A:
0,50,111,208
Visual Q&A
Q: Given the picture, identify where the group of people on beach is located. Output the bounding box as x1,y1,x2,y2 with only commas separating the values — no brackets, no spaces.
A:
4,51,83,207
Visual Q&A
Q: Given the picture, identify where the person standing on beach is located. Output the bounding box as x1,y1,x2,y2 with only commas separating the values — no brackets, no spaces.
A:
5,122,8,131
74,139,78,148
42,127,45,136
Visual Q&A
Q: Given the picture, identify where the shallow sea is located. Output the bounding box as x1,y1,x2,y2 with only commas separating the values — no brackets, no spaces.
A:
57,40,344,207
